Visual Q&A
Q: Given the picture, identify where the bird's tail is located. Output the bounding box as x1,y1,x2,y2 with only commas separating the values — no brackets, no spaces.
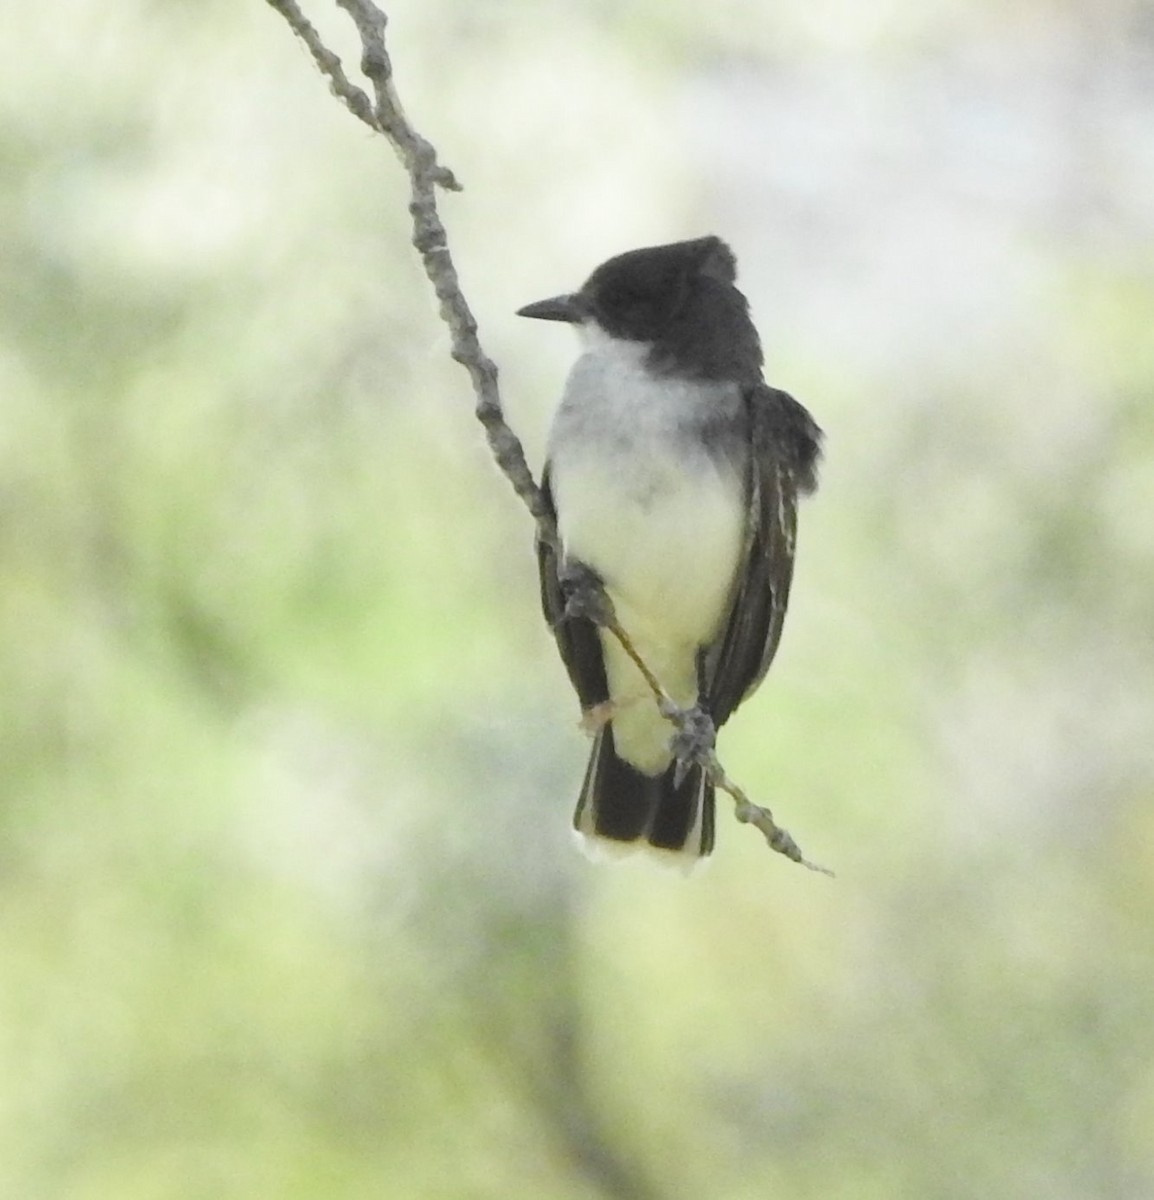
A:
573,726,715,863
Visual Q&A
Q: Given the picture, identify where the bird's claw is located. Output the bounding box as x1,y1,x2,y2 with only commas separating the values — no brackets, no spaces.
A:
668,703,716,787
557,561,615,628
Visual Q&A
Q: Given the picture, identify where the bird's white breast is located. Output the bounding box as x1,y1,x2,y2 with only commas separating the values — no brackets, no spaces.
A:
546,332,746,767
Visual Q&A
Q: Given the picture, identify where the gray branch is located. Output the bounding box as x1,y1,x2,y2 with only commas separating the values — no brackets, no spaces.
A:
266,0,559,549
263,0,827,873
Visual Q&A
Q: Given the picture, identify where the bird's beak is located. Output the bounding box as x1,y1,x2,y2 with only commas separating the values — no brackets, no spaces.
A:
516,293,583,323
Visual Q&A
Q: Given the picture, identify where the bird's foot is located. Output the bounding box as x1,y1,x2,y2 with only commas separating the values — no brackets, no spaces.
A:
557,561,615,628
667,702,717,787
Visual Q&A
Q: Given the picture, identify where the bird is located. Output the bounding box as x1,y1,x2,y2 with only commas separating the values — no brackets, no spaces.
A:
518,236,821,865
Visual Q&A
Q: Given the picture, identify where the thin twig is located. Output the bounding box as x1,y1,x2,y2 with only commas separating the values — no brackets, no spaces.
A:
263,0,380,131
263,0,825,870
333,0,561,551
605,617,830,874
604,619,678,713
266,0,558,552
707,754,833,875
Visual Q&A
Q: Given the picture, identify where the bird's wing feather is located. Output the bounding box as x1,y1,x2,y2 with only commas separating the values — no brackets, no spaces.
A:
537,471,610,711
704,385,821,726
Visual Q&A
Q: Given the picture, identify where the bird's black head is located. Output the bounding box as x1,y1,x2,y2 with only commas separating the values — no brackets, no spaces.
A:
517,236,764,383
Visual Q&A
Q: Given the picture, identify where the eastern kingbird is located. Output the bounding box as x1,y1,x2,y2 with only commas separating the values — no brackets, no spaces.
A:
518,237,821,864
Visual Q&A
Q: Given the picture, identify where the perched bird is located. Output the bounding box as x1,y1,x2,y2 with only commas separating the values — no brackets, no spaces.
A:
518,237,821,864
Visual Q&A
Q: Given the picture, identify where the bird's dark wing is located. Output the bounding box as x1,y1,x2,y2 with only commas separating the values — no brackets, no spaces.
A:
536,471,610,711
704,385,822,726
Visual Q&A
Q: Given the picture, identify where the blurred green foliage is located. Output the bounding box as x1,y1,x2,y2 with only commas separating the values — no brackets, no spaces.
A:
1,1,1152,1197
